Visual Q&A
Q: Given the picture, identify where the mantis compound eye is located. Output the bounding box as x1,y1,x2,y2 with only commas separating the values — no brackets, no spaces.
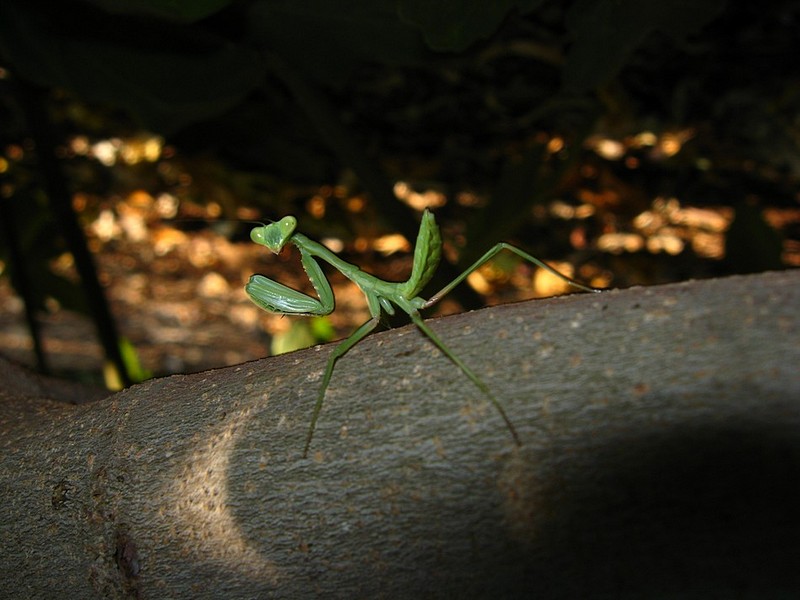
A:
277,216,297,239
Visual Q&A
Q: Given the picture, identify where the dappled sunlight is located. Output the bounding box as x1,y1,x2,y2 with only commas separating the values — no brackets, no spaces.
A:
161,407,279,581
394,180,447,210
585,129,694,162
66,134,164,167
594,194,734,258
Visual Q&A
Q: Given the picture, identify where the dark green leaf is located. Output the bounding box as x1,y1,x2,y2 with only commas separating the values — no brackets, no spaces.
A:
397,0,545,52
79,0,233,22
246,0,428,84
563,0,726,92
0,1,265,132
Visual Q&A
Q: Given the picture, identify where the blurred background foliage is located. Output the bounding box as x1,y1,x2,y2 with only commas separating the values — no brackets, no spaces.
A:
0,0,797,386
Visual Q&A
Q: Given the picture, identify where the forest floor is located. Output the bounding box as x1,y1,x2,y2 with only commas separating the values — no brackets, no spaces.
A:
3,189,796,389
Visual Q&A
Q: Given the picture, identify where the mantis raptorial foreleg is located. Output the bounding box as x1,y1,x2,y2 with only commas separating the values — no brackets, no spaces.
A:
246,210,601,457
247,248,334,315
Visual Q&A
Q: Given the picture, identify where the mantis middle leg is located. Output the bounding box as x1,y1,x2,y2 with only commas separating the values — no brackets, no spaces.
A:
303,316,380,457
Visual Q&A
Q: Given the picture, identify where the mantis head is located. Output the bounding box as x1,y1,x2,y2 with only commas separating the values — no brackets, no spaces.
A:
250,216,297,253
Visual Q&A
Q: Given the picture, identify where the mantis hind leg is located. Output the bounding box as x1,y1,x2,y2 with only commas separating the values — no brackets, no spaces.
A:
407,311,521,447
422,242,600,309
303,316,381,457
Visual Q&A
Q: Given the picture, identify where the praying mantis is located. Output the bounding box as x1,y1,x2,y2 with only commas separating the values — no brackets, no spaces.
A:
246,209,600,457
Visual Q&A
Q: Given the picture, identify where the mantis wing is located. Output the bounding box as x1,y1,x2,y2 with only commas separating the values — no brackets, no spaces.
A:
399,209,442,299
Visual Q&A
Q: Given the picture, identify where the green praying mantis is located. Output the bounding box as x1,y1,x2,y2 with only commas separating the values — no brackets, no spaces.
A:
245,209,600,457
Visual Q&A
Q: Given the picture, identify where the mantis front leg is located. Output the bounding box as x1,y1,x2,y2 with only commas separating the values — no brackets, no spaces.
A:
247,246,368,457
246,248,335,316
